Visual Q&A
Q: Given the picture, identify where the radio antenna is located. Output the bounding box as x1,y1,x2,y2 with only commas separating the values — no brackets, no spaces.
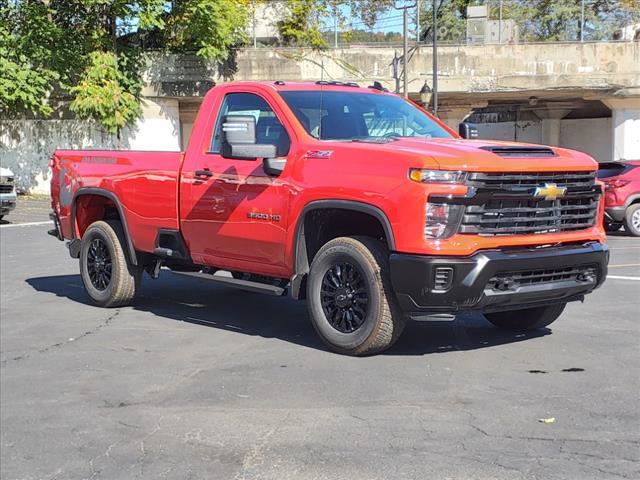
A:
319,56,324,140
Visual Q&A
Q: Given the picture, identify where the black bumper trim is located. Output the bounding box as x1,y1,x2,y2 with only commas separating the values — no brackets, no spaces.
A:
604,207,626,222
390,242,608,314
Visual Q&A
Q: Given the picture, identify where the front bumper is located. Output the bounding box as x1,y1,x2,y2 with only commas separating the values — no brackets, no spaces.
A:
0,193,17,215
390,242,608,314
604,206,626,223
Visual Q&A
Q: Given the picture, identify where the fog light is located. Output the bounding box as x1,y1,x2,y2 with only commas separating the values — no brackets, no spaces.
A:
425,203,463,239
576,268,597,283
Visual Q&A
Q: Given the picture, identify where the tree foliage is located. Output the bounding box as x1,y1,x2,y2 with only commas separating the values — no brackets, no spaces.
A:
167,0,250,60
69,51,141,134
277,0,396,48
0,0,251,132
418,0,640,43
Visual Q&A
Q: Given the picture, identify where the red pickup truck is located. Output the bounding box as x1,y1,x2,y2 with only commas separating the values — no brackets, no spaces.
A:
49,81,608,355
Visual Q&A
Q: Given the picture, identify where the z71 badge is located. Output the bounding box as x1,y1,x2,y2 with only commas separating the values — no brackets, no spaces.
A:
247,211,281,222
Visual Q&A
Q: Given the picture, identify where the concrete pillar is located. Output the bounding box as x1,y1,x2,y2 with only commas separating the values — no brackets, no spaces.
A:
123,97,181,151
603,97,640,161
533,107,571,146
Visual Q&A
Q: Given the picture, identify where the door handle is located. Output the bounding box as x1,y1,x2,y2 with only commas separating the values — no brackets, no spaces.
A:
195,169,213,178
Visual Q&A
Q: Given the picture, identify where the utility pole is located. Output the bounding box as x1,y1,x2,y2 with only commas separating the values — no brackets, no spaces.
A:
498,0,503,44
580,0,585,42
252,1,257,48
334,8,338,48
416,0,421,43
395,1,417,98
432,0,438,115
403,6,409,97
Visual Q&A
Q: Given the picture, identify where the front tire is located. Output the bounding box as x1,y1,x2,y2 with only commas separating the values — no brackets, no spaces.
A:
80,220,141,307
484,303,566,331
623,204,640,237
306,236,405,356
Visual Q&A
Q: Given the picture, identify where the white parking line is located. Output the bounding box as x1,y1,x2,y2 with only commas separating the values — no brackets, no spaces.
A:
608,275,640,281
0,221,51,228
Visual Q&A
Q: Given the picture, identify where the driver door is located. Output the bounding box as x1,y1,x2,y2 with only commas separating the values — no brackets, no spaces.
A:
180,91,292,274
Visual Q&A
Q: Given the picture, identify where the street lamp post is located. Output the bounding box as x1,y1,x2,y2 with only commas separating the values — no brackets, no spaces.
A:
419,81,432,108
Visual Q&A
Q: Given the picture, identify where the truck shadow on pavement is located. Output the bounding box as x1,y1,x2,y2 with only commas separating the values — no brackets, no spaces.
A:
26,272,550,356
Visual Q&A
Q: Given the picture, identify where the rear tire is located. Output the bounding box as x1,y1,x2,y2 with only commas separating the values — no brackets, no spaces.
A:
306,236,405,356
484,303,566,331
623,204,640,237
80,220,142,307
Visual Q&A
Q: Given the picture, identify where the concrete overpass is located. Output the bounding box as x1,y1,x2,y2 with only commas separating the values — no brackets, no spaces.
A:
2,41,639,192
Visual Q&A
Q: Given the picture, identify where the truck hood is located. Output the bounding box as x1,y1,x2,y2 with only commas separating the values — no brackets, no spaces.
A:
370,138,598,172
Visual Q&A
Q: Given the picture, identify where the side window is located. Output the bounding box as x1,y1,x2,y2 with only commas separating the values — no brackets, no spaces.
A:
210,93,291,157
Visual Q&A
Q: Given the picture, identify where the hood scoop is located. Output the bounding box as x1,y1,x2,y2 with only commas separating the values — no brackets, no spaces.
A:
480,146,556,158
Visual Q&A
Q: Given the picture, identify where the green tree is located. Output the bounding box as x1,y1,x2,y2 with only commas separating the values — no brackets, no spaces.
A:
167,0,250,60
277,0,396,48
417,0,639,43
278,0,329,48
69,51,141,135
0,0,250,132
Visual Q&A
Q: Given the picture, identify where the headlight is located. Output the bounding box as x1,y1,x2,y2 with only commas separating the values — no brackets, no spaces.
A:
409,168,467,184
425,202,464,239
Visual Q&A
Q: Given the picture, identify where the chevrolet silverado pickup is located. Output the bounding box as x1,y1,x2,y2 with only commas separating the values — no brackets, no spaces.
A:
49,81,608,355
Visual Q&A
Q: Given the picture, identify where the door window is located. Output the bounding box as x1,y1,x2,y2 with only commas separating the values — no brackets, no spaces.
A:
210,93,291,157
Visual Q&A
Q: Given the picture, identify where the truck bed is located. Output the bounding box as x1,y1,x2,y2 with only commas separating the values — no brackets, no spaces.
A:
51,149,183,254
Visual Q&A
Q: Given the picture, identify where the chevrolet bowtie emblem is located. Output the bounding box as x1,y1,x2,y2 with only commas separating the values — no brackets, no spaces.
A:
534,182,567,201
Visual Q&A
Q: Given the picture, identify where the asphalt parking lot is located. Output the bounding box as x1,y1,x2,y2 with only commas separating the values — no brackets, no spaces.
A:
1,198,639,480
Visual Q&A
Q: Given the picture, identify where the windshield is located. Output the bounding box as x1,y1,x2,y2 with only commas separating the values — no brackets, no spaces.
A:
279,90,452,141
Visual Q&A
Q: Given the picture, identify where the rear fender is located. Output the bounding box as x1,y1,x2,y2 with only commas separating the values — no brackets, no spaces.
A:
71,188,138,265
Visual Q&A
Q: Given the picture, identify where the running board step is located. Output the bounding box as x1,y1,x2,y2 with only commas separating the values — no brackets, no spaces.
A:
172,271,286,296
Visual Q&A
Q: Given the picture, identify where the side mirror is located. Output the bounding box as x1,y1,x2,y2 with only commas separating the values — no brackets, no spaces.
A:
263,157,286,176
221,115,277,160
459,122,479,139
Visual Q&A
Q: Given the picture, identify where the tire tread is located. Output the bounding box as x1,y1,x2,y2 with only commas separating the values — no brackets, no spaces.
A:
308,236,405,356
80,220,141,307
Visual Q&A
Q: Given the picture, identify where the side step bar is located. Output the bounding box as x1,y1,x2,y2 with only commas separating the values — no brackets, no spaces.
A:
172,271,286,296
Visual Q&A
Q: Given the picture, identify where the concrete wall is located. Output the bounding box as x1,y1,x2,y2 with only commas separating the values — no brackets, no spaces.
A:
560,118,612,162
143,42,640,97
0,98,180,193
477,121,542,144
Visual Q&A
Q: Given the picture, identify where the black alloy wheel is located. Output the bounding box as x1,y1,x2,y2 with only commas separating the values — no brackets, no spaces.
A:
86,238,113,290
320,262,369,333
306,236,406,356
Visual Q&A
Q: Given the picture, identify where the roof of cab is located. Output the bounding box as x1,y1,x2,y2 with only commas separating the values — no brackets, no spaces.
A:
217,80,391,94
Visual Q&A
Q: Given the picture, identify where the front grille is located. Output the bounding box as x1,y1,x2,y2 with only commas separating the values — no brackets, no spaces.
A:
0,184,13,194
459,171,599,236
487,266,597,292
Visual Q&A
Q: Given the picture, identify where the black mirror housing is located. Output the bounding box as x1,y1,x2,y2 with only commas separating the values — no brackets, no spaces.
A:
459,122,479,139
221,115,277,160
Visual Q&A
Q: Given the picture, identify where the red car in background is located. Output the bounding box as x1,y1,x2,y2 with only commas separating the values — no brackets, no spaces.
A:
598,161,640,236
